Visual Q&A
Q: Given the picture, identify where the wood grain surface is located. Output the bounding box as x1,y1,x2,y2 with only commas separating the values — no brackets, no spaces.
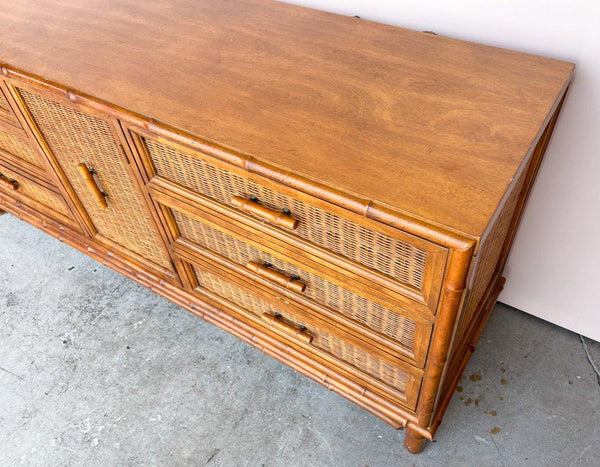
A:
0,0,574,237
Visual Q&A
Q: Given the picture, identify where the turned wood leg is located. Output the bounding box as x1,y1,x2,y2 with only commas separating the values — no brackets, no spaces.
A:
404,426,428,454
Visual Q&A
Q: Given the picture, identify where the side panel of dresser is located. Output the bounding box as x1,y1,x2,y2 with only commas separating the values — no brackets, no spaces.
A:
429,88,570,437
4,78,178,284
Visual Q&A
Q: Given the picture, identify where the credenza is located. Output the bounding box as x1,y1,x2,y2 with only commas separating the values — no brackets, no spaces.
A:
0,0,573,453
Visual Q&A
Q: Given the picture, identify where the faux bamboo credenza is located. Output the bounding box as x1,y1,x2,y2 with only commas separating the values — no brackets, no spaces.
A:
0,0,573,453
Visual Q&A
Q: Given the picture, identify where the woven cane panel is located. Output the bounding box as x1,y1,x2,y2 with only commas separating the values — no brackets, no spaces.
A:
0,165,71,218
0,90,10,112
192,265,408,393
18,89,171,269
460,166,529,342
173,209,417,350
0,128,42,168
144,138,427,289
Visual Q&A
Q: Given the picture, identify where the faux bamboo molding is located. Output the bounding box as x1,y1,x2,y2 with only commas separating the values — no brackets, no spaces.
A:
0,64,483,254
0,0,573,455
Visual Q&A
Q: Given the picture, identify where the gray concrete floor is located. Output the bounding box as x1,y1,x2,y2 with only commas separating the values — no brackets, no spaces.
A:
0,213,599,467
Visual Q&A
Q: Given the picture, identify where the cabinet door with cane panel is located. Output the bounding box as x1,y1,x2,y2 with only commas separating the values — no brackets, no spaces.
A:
0,80,81,230
9,82,176,281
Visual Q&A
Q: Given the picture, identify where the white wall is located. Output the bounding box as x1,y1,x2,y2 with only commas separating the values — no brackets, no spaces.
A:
283,0,600,341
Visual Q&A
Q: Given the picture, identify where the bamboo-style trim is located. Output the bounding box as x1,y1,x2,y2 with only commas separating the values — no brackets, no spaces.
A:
189,251,425,380
496,90,567,272
0,193,431,432
425,85,571,443
0,145,51,189
430,274,505,435
413,243,475,429
127,122,448,312
0,118,27,140
0,158,81,231
3,78,99,238
0,84,21,129
173,236,431,368
2,77,179,283
190,262,416,408
0,53,573,454
1,64,479,251
149,180,441,317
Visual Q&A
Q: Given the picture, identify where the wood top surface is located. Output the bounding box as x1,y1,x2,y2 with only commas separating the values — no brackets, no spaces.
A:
0,0,574,238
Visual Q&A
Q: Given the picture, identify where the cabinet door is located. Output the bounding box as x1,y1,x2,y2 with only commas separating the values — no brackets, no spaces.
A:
14,85,174,278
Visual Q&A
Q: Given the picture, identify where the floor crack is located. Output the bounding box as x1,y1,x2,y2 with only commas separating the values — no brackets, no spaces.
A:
0,365,24,381
579,335,600,386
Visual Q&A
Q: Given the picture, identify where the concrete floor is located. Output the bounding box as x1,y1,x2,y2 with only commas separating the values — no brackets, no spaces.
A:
0,213,599,467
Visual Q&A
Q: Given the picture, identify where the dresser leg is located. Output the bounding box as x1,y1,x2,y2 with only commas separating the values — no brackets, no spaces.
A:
404,426,428,454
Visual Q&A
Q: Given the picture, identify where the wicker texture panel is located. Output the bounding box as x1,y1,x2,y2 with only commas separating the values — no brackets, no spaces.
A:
459,166,529,342
144,138,427,289
0,90,10,112
0,164,71,218
0,128,42,168
173,209,417,350
18,89,171,269
192,265,408,393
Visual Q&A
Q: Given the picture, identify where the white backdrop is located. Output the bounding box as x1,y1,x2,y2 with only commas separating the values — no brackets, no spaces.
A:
283,0,600,341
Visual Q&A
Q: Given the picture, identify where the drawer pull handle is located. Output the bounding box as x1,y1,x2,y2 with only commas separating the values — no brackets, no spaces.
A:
231,195,298,230
246,261,306,293
261,313,313,344
0,172,19,190
78,163,108,209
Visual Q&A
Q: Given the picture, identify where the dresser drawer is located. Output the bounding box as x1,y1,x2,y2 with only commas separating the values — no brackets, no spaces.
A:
0,126,44,170
0,160,77,227
128,129,448,313
166,205,433,367
188,258,422,409
0,87,21,128
0,88,10,113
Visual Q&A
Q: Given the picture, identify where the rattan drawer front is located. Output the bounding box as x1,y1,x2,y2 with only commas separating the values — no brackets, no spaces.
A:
170,207,432,366
0,127,43,169
0,89,10,113
190,262,418,402
0,87,20,128
17,88,172,270
135,133,446,310
0,162,73,221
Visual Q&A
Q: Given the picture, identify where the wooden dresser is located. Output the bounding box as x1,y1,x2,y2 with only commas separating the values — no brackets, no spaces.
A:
0,0,573,453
